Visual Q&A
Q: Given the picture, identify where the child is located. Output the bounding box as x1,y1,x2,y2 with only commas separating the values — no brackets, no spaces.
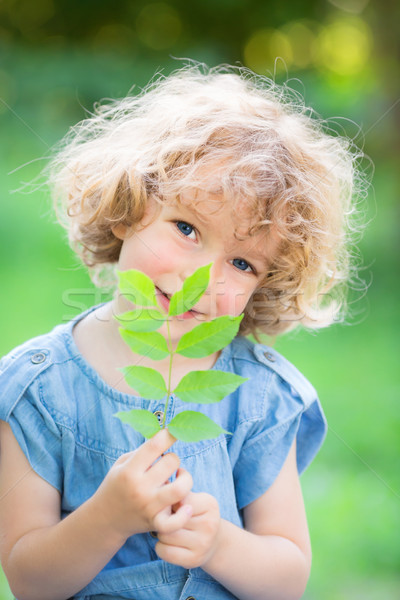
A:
0,65,363,600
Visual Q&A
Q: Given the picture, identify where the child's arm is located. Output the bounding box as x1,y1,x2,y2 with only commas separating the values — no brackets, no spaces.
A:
156,441,311,600
0,423,193,600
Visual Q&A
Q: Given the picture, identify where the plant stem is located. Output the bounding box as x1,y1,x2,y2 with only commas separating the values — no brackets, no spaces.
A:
161,317,174,429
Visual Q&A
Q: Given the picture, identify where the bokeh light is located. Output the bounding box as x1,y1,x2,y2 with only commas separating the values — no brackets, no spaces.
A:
313,17,372,76
243,28,293,74
243,16,372,79
281,20,316,69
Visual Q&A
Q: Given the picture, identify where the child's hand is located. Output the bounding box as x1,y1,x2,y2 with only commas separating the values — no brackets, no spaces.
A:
92,429,193,540
155,491,221,569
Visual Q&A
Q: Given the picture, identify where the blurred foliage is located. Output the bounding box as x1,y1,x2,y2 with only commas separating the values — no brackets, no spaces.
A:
0,0,399,598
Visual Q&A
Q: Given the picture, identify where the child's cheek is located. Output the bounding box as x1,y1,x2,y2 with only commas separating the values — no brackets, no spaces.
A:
118,235,180,280
216,289,250,318
147,239,183,275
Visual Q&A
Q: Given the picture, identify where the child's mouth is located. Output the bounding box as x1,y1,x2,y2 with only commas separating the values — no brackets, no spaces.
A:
156,287,202,319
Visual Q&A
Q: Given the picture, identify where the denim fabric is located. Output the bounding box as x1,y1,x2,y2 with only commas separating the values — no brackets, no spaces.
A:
0,305,327,599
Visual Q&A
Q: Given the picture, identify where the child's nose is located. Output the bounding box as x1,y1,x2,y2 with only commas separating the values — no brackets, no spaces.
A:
209,260,225,287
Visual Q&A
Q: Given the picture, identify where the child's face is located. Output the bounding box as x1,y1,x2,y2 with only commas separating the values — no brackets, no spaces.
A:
114,189,277,341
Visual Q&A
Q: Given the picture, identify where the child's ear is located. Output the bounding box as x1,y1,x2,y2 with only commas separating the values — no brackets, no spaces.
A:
112,223,129,240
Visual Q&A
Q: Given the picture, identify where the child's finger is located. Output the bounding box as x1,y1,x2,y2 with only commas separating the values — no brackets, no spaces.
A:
155,540,193,568
126,429,177,471
153,503,193,535
171,490,197,513
157,469,193,507
147,451,181,486
157,527,194,547
171,469,192,513
180,491,216,516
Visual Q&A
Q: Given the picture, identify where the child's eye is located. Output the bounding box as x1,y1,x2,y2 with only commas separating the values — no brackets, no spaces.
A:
232,258,255,273
176,221,197,240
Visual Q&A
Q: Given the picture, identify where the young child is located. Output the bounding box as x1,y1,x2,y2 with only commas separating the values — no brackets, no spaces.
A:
0,65,362,600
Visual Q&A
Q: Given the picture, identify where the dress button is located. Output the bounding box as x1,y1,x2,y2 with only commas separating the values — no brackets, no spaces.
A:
185,597,196,600
264,351,276,362
149,531,158,538
153,410,164,425
31,352,46,364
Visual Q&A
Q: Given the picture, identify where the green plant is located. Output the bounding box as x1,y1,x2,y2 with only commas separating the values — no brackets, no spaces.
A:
114,264,247,442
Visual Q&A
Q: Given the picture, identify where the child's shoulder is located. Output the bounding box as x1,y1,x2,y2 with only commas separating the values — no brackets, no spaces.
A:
1,324,70,367
229,336,318,409
225,336,327,491
0,324,68,408
0,308,97,419
0,304,100,374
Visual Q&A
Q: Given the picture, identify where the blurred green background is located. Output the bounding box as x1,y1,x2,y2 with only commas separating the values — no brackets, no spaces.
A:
0,0,399,598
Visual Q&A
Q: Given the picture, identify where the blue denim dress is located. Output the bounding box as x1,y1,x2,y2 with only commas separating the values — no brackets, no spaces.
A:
0,306,327,599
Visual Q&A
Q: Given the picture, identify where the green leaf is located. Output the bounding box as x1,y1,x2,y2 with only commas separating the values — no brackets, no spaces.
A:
175,314,243,358
119,328,169,360
120,366,168,400
168,263,211,316
168,411,230,442
114,409,160,439
117,269,157,307
173,370,248,404
115,308,165,332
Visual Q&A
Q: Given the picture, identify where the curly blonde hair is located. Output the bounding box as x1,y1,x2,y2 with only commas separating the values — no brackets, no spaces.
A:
49,64,366,337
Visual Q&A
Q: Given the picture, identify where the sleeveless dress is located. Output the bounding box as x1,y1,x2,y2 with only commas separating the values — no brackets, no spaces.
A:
0,306,327,599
